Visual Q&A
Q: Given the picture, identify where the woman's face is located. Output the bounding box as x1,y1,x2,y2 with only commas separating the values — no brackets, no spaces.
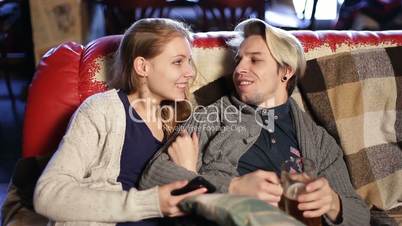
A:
146,36,195,102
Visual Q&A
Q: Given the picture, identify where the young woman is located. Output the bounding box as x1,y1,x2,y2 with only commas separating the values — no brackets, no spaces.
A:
33,18,206,226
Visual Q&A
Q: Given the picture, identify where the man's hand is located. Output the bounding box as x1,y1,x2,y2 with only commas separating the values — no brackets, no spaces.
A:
158,180,207,217
167,130,199,172
297,177,341,221
228,170,283,206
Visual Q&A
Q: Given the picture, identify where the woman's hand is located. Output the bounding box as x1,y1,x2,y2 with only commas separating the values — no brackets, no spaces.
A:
167,130,199,172
158,180,207,217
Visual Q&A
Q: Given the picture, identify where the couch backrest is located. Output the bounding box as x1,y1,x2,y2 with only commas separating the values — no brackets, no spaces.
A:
23,30,402,210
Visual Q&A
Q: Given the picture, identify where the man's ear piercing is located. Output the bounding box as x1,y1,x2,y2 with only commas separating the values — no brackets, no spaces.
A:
281,76,288,82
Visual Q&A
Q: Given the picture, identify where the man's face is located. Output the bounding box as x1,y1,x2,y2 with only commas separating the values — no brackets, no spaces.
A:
233,35,283,106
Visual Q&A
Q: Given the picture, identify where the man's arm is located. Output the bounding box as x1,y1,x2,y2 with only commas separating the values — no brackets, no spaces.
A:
139,113,237,192
139,137,281,198
139,117,284,202
139,147,199,189
313,124,370,226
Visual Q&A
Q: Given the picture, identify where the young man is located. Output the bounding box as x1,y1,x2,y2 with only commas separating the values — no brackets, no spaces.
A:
139,19,370,226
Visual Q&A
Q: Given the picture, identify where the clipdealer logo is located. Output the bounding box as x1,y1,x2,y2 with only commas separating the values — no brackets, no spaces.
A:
254,107,275,133
126,97,275,132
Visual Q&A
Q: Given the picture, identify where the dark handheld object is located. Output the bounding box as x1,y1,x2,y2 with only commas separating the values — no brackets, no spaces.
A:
171,176,216,196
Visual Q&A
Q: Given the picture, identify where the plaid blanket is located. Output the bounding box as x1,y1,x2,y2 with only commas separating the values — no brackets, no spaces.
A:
295,46,402,211
179,194,304,226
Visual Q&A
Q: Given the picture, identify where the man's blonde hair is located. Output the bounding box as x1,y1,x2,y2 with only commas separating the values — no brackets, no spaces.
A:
231,18,306,96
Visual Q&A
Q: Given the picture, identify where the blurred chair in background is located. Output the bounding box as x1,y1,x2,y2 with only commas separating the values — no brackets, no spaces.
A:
97,0,171,35
94,0,320,34
335,0,402,30
197,0,265,31
0,0,34,123
265,0,319,30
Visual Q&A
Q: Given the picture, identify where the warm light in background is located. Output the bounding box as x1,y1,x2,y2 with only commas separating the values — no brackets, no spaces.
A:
294,0,345,20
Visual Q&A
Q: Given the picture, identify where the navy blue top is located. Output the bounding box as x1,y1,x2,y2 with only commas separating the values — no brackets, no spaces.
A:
237,101,301,175
117,90,165,226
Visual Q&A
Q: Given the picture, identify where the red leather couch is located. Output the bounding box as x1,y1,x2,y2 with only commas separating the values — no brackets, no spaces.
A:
18,30,402,225
23,30,402,157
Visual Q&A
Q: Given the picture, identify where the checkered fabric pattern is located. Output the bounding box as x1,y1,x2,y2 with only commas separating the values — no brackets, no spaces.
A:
296,46,402,211
179,194,304,226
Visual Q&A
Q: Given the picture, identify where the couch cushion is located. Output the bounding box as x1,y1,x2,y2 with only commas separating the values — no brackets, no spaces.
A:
23,42,85,157
22,31,402,214
297,45,402,210
371,206,402,226
78,35,119,102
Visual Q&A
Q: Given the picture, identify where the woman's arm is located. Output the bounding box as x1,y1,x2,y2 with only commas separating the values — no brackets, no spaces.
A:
33,98,162,222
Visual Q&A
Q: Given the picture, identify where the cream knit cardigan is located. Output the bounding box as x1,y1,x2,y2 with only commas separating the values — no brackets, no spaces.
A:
33,89,163,225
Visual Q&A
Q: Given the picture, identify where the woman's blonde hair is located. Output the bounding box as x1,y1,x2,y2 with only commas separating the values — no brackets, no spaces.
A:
109,18,193,136
231,18,306,96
